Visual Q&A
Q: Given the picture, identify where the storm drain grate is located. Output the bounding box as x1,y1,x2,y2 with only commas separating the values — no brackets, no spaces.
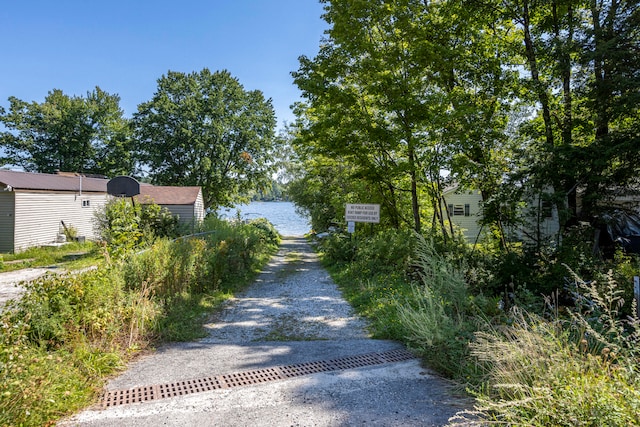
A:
102,348,416,408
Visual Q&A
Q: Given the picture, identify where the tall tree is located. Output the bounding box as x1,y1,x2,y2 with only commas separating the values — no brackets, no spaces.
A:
133,69,277,209
0,87,134,176
493,0,640,225
293,0,518,236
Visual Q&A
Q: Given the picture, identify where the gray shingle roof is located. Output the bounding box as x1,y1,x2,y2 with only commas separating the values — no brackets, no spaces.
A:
0,170,108,192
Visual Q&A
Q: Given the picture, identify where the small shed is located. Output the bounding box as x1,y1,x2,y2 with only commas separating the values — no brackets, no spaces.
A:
134,185,205,227
0,170,109,252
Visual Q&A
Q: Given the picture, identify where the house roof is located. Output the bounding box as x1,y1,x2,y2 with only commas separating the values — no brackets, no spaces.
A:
135,185,202,205
0,170,108,192
0,170,202,205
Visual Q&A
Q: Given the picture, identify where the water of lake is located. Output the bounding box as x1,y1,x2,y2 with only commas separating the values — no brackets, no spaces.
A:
219,201,311,237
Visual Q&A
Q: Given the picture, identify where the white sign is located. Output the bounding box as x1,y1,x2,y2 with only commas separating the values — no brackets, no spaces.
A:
345,203,380,223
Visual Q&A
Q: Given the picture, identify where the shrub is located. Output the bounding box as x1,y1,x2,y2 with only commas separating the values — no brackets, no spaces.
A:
95,198,180,260
395,233,480,377
248,217,281,246
457,270,640,426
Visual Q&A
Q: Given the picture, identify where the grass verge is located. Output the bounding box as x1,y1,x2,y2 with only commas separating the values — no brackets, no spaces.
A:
0,242,104,273
316,229,640,426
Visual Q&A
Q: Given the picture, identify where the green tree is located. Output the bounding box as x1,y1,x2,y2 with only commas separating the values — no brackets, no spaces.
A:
0,87,134,176
133,69,278,209
292,0,518,237
491,0,640,226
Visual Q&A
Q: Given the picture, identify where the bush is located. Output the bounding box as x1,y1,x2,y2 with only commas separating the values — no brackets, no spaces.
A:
321,233,358,264
95,198,180,260
0,216,279,426
456,271,640,426
248,217,281,246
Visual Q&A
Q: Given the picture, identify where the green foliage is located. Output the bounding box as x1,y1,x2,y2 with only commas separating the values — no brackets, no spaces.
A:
320,233,358,264
133,68,278,209
95,197,180,260
63,224,78,241
0,216,278,425
0,241,102,273
0,87,134,175
247,217,281,246
250,179,287,202
394,234,483,377
139,201,181,240
465,275,640,426
470,224,640,317
323,224,640,427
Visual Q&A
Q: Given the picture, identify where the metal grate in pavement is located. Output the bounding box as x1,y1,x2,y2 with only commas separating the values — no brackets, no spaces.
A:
102,348,416,408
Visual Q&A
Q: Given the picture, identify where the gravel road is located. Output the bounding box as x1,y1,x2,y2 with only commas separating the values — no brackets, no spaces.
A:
59,237,476,427
0,267,61,308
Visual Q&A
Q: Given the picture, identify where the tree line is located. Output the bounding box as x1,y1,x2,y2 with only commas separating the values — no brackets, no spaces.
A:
288,0,639,245
0,69,279,210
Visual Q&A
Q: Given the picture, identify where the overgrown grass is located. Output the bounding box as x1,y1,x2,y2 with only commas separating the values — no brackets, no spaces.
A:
317,228,640,426
0,241,103,273
0,216,279,426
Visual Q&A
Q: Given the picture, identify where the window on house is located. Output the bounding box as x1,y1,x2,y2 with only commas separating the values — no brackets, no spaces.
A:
447,204,468,216
541,200,553,218
81,199,90,208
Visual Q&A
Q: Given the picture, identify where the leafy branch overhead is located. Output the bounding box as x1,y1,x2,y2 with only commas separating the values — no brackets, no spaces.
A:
290,0,640,242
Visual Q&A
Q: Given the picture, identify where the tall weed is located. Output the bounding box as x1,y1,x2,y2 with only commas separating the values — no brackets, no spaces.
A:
460,271,640,426
395,233,481,377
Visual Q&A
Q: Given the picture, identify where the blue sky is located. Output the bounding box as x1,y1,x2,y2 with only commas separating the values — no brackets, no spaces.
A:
0,0,327,128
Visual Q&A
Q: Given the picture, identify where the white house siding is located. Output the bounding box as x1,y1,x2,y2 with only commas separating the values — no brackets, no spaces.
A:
194,190,205,222
0,192,16,252
13,191,107,252
442,190,484,242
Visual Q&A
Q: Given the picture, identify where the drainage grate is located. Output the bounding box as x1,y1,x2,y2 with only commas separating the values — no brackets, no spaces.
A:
102,348,416,408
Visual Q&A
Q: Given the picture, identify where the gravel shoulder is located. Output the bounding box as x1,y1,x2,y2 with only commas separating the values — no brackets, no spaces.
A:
59,237,475,427
0,267,63,308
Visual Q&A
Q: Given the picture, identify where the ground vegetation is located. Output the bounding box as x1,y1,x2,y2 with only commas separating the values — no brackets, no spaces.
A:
291,1,640,424
0,207,278,426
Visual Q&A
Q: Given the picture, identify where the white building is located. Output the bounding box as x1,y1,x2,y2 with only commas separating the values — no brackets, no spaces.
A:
0,170,109,252
0,170,206,253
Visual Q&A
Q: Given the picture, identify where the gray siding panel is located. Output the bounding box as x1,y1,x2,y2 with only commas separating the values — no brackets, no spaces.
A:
0,192,16,252
162,204,194,224
14,191,108,251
